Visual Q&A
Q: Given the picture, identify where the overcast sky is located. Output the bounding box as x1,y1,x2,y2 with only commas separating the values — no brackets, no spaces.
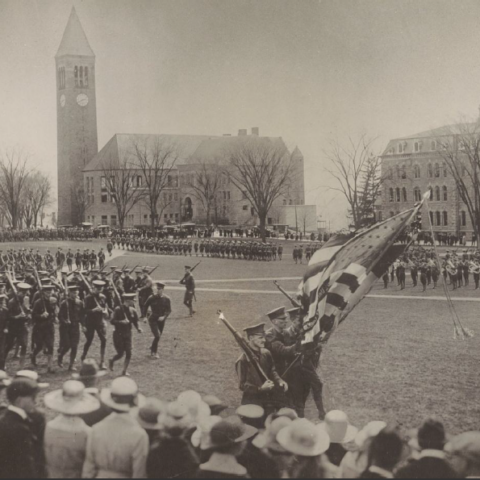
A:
2,0,480,228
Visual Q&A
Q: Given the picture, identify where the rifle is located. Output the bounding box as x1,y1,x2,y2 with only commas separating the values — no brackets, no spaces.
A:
273,280,301,308
217,310,268,382
148,265,160,277
5,272,27,316
180,261,201,283
62,272,70,323
33,267,47,312
77,271,103,310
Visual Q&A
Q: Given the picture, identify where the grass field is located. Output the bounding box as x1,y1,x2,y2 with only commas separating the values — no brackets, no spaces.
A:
4,240,480,433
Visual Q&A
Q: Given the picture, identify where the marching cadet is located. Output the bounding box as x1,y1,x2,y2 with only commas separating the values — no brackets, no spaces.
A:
56,247,65,270
180,265,196,316
81,280,108,370
138,267,153,317
75,249,82,271
142,281,171,359
122,269,135,294
89,250,97,270
108,293,142,376
472,258,480,289
0,294,8,370
397,259,406,290
382,270,389,289
235,322,288,416
58,285,84,371
410,261,418,287
5,282,32,369
45,250,54,270
106,239,113,257
31,285,57,373
82,249,90,271
66,249,74,272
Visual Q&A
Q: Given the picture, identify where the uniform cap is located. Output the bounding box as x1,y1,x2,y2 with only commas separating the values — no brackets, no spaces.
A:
155,281,166,288
15,370,49,389
72,359,107,380
286,307,302,316
41,285,55,291
122,293,136,300
185,265,191,269
142,267,150,272
110,266,117,270
236,404,264,420
266,306,287,321
92,280,106,287
243,323,265,336
17,282,32,291
135,269,142,274
67,285,79,291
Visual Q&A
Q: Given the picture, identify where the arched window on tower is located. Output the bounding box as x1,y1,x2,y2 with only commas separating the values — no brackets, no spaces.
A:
429,187,433,200
79,66,83,87
434,163,440,177
443,163,447,177
402,187,407,202
443,211,448,226
74,66,78,87
396,188,400,202
414,187,421,202
414,165,420,178
428,164,433,177
84,66,89,87
389,188,394,202
443,186,447,201
435,186,440,201
436,211,441,226
401,165,406,179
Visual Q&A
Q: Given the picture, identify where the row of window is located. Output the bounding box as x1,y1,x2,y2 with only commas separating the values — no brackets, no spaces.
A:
390,140,437,155
87,213,182,226
390,163,449,180
388,186,448,203
74,66,89,88
58,67,66,90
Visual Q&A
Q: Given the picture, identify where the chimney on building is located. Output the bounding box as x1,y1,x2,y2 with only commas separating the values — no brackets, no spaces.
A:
238,129,247,136
251,127,259,136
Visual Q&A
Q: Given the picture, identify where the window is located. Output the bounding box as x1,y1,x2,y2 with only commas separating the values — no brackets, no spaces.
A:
401,165,406,179
289,199,293,205
395,188,400,202
431,140,436,151
227,191,230,200
175,213,179,221
443,186,447,201
429,187,433,200
164,214,168,220
389,188,394,202
242,205,248,211
429,211,434,225
443,211,448,226
163,194,167,204
250,207,255,216
101,193,108,203
179,175,184,187
396,165,401,178
136,176,142,187
428,164,433,177
283,199,286,205
443,164,447,177
398,143,405,154
74,66,78,87
435,186,440,201
84,66,88,87
101,215,107,225
100,176,106,188
414,187,421,202
436,211,441,226
414,165,420,178
170,213,174,219
79,66,83,87
144,215,148,220
268,217,273,225
174,192,178,201
402,187,407,202
111,215,117,226
461,211,467,227
58,67,65,90
169,193,173,202
434,163,440,177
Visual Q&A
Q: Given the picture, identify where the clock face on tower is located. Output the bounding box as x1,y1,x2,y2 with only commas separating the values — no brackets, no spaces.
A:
76,93,89,107
60,94,65,107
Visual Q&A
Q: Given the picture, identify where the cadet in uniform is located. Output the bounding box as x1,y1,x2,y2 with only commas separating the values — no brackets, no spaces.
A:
75,249,82,270
180,265,196,316
66,249,74,272
81,280,108,369
142,281,172,359
138,268,153,317
108,293,142,376
235,322,288,417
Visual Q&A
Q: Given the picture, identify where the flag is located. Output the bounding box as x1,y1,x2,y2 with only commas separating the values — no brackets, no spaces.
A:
300,198,426,345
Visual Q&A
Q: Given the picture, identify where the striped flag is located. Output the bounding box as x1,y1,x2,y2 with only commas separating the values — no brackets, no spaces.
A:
300,197,426,345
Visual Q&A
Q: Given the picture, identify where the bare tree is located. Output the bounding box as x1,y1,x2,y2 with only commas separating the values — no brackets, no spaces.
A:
324,135,383,229
132,136,178,233
228,138,295,241
22,171,52,228
0,148,31,229
100,152,146,231
185,161,224,226
437,119,480,244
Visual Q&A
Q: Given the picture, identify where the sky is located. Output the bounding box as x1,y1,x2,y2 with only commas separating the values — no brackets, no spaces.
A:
2,0,480,229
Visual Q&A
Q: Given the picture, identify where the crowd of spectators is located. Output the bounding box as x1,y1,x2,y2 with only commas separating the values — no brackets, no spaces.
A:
0,361,476,478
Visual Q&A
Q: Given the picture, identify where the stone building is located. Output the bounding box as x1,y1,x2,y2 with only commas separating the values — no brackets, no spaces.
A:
379,123,475,239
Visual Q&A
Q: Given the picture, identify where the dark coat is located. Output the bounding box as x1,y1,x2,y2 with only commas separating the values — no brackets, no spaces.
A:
395,454,457,479
0,409,37,478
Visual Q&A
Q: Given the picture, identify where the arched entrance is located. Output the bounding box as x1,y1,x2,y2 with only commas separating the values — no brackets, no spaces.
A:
183,197,193,221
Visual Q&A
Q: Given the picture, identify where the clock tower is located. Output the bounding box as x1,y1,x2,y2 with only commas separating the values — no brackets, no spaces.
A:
56,7,98,226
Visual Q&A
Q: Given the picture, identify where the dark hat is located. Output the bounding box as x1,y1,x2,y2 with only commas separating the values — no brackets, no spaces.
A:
6,378,39,401
209,417,257,448
67,285,79,291
92,280,106,287
243,323,266,336
286,307,302,316
142,267,150,272
122,293,136,300
155,281,166,288
185,265,191,269
110,266,117,270
72,359,107,380
266,306,287,321
41,284,55,291
135,269,142,274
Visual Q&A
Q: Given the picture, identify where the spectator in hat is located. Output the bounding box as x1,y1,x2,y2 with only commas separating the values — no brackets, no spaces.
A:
203,395,227,416
0,294,8,370
82,376,148,478
0,378,40,478
147,401,200,479
43,380,100,478
73,359,110,426
359,425,403,478
0,370,11,410
276,418,331,478
133,397,166,444
445,431,480,478
197,416,252,479
395,418,456,478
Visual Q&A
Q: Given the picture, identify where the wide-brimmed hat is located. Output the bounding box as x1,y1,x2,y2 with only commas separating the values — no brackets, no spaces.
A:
100,377,145,412
133,397,166,430
15,370,49,389
72,359,107,380
354,421,387,448
206,416,257,449
265,407,298,428
253,416,292,452
44,380,100,415
317,410,358,444
202,395,227,415
192,415,222,449
277,418,330,456
0,370,11,389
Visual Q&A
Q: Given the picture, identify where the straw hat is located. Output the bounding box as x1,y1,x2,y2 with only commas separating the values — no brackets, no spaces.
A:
354,421,387,448
100,377,145,412
277,418,330,456
252,416,293,451
15,370,49,389
133,397,166,430
44,380,100,416
0,371,11,389
317,410,358,444
204,416,257,450
191,415,222,449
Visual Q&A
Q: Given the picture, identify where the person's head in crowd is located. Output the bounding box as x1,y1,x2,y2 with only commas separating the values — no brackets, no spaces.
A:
206,416,254,456
365,425,404,474
100,376,144,413
43,380,99,417
177,390,210,427
236,404,264,429
134,397,166,443
202,395,227,416
6,378,38,413
192,415,222,450
267,307,288,333
72,359,106,389
418,418,446,451
445,431,480,477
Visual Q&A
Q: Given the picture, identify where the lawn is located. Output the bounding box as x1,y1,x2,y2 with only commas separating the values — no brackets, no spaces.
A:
3,240,480,433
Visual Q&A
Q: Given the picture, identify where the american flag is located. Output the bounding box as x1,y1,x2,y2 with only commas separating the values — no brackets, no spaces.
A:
299,198,426,346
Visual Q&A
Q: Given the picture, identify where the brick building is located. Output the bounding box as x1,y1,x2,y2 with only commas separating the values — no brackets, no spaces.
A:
379,123,475,239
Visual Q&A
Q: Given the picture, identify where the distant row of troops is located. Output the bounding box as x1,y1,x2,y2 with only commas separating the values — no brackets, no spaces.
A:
0,264,197,377
110,237,285,261
236,306,325,420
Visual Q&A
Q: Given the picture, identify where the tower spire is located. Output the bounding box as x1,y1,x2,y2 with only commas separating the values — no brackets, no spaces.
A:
56,7,95,58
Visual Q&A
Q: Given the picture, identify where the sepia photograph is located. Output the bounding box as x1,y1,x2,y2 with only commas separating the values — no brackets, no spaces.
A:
0,0,479,477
